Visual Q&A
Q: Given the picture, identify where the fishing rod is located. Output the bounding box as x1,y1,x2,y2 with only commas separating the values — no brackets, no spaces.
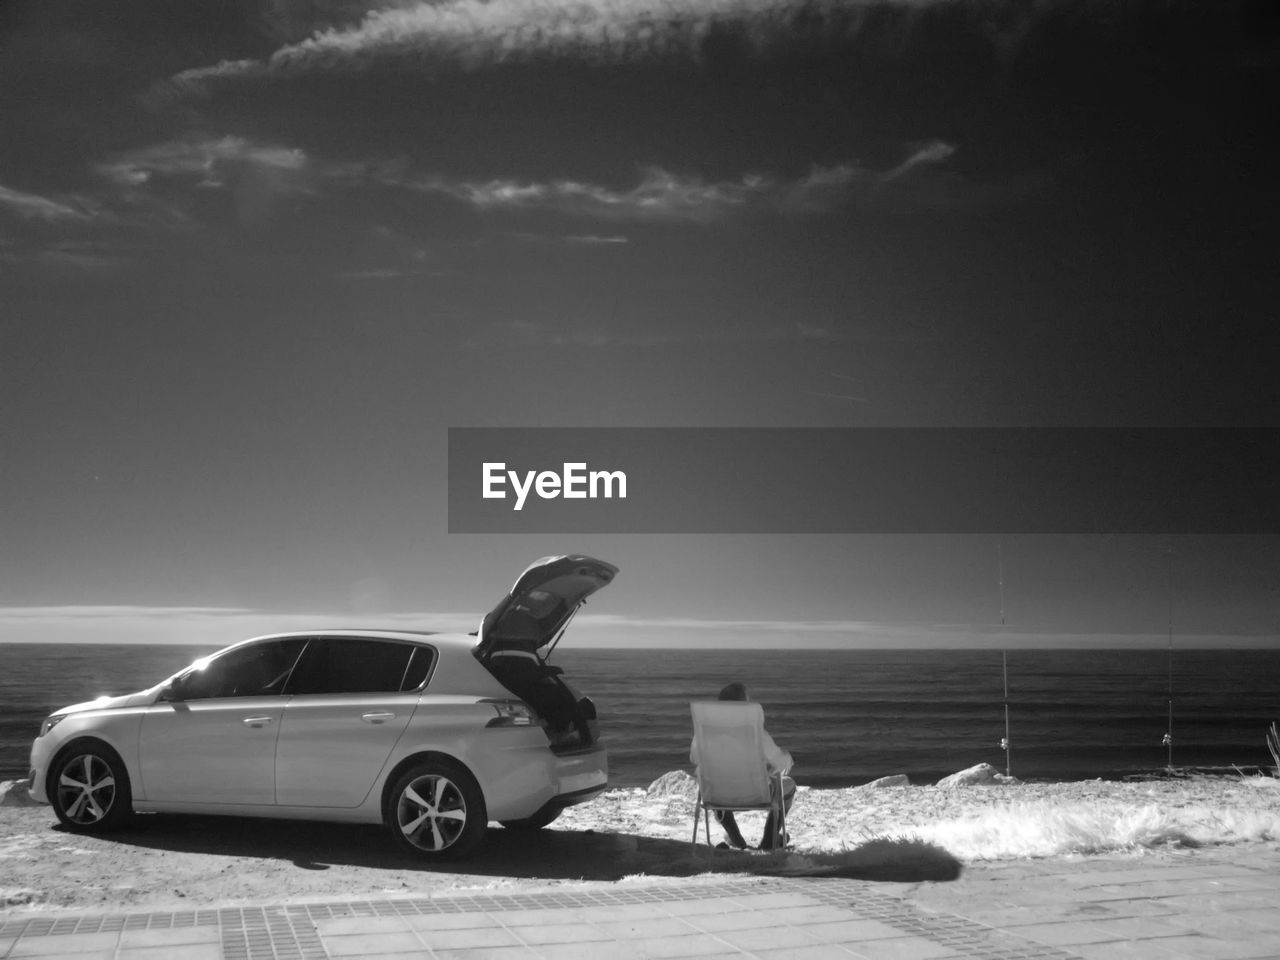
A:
1163,544,1174,772
999,541,1011,778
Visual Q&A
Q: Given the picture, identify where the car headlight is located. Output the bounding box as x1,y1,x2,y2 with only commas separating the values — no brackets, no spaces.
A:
38,715,66,738
483,700,537,727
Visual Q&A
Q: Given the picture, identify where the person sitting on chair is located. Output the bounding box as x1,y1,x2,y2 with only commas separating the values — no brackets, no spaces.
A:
689,681,796,850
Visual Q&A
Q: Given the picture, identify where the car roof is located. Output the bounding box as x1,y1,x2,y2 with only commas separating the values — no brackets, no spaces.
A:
240,629,477,650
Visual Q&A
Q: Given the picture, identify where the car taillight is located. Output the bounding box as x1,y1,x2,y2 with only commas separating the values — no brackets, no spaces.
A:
483,700,537,727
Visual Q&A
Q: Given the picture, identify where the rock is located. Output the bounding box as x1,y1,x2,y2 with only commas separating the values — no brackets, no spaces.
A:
935,763,1019,788
860,774,911,789
646,769,698,800
0,779,41,807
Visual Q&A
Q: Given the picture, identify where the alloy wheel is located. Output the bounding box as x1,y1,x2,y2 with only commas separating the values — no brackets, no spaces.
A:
396,774,469,852
57,753,116,825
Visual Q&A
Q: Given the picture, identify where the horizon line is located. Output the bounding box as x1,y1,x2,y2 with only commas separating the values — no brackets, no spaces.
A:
2,638,1278,650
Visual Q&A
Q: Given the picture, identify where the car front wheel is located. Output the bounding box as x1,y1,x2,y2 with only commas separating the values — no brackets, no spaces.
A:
386,759,487,859
50,742,133,832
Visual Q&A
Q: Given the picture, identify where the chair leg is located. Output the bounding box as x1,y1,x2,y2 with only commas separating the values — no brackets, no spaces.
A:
691,799,699,854
764,773,789,850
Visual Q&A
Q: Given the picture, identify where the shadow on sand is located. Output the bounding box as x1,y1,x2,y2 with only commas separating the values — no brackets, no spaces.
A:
70,814,962,885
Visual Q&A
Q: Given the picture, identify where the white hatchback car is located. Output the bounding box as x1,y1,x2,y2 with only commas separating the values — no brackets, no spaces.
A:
28,555,616,859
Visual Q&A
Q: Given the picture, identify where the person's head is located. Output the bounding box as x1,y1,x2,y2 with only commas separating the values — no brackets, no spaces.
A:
718,682,748,701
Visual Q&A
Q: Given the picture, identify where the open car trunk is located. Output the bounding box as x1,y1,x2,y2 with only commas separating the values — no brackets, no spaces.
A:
484,657,600,751
474,555,617,751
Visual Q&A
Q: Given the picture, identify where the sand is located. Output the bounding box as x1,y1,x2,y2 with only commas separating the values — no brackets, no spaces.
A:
3,772,1278,914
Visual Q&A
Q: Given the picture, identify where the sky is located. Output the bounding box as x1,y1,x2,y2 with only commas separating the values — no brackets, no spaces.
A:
2,0,1277,647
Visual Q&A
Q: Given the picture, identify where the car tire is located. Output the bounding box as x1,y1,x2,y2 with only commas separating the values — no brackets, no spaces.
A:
499,807,562,830
386,758,487,859
49,741,133,833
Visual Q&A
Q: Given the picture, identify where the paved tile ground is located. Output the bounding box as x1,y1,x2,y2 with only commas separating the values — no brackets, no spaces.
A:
905,848,1280,960
1,849,1277,960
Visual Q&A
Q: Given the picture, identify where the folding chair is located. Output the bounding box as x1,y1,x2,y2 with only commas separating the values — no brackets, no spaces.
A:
689,701,788,853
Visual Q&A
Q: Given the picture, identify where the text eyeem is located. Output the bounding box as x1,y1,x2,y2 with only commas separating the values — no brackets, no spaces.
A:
482,462,627,511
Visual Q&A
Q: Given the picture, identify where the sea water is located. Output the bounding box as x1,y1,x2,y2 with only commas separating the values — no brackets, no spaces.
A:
2,643,1276,787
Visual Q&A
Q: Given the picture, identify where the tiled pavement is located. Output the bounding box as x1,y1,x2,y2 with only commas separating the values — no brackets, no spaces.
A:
1,850,1278,960
903,849,1280,960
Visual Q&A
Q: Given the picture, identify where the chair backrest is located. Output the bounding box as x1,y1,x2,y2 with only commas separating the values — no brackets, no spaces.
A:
690,701,772,807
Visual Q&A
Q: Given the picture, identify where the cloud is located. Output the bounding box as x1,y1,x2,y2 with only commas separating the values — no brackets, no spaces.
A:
84,132,972,247
0,606,258,620
97,136,314,228
171,0,809,85
404,149,967,221
414,164,871,222
0,186,143,273
2,138,318,272
0,605,483,647
144,150,877,224
2,605,1271,649
169,0,1213,90
98,136,308,188
880,140,956,184
0,183,96,223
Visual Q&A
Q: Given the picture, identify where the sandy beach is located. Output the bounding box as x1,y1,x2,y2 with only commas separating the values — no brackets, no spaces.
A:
3,772,1278,915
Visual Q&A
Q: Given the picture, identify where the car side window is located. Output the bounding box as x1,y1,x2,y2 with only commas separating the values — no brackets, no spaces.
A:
401,645,436,691
178,639,307,700
286,638,418,695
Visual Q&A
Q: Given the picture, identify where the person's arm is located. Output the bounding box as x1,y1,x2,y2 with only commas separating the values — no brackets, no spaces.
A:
690,737,699,767
761,729,793,774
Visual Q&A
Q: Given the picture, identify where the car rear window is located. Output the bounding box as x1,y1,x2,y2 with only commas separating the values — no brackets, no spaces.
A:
287,638,421,695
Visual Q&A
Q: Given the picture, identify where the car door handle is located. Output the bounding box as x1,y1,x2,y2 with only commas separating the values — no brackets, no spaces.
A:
362,712,396,724
242,716,274,727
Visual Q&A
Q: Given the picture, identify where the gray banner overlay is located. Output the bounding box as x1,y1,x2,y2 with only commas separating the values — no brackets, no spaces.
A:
448,428,1278,534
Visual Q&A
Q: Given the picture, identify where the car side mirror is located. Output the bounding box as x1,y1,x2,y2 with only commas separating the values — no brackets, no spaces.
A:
158,679,185,702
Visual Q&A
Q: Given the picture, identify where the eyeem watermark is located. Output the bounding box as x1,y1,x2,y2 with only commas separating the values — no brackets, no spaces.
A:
452,428,1280,532
482,462,627,511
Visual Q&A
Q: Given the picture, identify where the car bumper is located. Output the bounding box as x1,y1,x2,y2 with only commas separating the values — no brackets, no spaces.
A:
526,782,608,823
27,737,53,804
474,736,608,821
553,754,608,798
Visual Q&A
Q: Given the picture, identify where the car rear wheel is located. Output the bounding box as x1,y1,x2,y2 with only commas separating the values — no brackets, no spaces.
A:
500,807,562,830
386,759,487,859
50,742,132,833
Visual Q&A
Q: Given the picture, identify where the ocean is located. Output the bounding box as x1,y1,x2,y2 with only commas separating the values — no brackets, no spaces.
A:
1,644,1276,788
